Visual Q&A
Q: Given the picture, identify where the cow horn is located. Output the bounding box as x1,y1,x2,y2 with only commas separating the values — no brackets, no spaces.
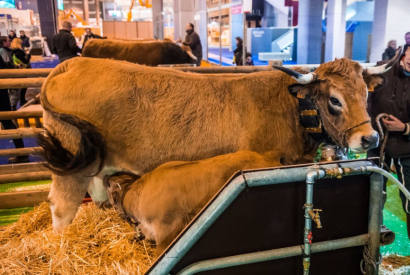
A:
186,51,197,61
364,46,402,75
273,66,317,84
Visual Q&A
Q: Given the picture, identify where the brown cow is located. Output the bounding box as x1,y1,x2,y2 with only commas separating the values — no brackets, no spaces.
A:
82,39,197,66
105,150,287,255
38,53,399,232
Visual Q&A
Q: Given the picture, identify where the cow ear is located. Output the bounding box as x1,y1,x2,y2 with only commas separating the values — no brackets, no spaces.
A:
363,74,385,92
288,83,311,99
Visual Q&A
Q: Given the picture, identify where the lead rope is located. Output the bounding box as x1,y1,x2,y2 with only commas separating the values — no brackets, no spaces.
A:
341,120,371,147
375,113,390,169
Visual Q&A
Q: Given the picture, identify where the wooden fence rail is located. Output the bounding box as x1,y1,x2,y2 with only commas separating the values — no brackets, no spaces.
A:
0,189,50,209
0,110,43,120
0,171,52,184
0,68,52,78
0,128,44,139
0,78,45,89
0,162,48,174
0,147,43,157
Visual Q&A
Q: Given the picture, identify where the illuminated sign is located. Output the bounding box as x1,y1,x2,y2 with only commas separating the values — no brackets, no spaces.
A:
57,0,64,11
108,10,122,18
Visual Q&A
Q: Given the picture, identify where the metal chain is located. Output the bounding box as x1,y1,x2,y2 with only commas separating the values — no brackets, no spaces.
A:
360,238,382,274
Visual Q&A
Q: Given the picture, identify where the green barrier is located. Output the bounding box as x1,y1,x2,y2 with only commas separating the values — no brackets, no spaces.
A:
0,180,51,193
0,207,33,227
382,178,410,256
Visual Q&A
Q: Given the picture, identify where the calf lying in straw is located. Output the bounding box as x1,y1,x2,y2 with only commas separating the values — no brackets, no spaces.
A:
104,150,287,255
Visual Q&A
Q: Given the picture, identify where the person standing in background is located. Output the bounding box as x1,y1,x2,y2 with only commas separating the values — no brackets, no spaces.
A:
0,36,29,163
245,53,254,66
52,21,82,63
8,30,17,42
177,23,202,66
404,32,410,53
82,28,102,47
382,40,397,60
19,30,32,54
0,36,15,69
11,38,31,107
233,37,243,66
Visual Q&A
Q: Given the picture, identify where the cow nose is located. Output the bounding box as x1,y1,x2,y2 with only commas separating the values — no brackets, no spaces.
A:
361,133,379,150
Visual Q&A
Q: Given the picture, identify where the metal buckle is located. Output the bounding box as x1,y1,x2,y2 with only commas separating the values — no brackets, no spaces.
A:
300,110,318,116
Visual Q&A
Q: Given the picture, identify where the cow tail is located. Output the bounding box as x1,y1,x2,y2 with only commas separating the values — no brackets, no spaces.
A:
37,88,106,176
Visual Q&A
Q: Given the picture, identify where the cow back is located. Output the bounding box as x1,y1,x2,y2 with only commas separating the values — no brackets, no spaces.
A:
82,39,191,66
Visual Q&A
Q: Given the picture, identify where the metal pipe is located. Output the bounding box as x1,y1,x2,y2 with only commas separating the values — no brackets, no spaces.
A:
242,11,246,67
380,227,395,245
363,166,410,201
148,161,373,275
218,0,222,66
303,170,326,275
177,234,369,275
365,172,384,274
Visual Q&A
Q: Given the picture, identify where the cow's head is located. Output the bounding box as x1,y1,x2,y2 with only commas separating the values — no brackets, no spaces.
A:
275,48,401,152
180,45,198,63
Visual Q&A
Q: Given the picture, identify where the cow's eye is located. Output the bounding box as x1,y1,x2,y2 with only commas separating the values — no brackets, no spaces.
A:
329,97,342,107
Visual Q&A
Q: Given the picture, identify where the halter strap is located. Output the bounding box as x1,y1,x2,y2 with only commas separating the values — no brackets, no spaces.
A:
341,120,371,146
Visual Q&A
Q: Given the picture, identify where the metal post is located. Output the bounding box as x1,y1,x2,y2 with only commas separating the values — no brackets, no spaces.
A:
366,172,384,274
303,170,325,275
177,234,369,275
218,0,222,66
83,0,89,25
242,12,246,66
95,0,100,26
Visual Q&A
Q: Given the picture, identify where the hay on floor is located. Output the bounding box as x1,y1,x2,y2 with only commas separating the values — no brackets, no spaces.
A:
0,202,155,274
380,255,410,275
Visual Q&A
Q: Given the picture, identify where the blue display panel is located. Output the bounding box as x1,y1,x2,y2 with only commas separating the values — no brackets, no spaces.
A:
0,0,16,8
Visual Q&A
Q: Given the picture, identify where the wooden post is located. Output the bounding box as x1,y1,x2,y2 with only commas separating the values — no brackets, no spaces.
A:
345,32,353,59
83,0,90,25
96,0,101,26
34,117,42,128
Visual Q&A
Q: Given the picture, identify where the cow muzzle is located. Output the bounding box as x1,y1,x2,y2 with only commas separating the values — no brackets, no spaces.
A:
348,131,379,152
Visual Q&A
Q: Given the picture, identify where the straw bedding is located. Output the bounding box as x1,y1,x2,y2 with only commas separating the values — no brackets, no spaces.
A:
0,202,155,275
1,202,409,274
380,255,410,275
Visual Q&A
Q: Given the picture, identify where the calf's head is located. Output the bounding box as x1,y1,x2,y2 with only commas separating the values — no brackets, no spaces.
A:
103,172,140,215
275,49,401,152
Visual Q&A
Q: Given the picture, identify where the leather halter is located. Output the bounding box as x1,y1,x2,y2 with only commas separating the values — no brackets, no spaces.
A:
297,96,331,143
298,96,370,147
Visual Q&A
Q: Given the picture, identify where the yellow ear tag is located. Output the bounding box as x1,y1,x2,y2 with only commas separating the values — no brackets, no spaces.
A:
297,91,306,99
368,85,374,92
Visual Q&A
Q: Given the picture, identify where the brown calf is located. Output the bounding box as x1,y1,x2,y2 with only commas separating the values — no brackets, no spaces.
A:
105,150,286,255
